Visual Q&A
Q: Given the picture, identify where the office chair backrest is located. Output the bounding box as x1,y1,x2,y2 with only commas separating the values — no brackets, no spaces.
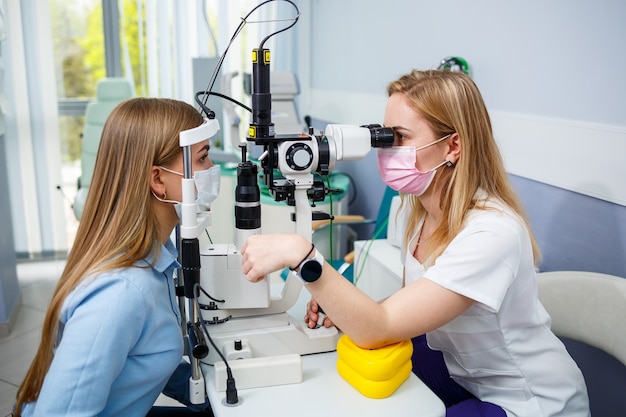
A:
73,78,133,220
537,271,626,365
537,271,626,416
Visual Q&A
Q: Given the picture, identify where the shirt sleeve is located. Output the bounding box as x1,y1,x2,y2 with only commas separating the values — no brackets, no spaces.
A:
423,210,525,312
32,275,149,416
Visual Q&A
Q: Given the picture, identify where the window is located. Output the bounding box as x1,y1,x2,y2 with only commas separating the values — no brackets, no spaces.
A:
9,0,287,255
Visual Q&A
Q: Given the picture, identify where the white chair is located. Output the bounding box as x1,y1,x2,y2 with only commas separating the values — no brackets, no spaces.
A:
537,271,626,416
73,78,134,220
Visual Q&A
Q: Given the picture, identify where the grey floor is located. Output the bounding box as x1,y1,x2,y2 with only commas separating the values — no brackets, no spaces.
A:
0,259,182,416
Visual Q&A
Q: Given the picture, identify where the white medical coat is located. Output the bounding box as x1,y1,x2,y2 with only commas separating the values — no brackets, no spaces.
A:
402,197,590,417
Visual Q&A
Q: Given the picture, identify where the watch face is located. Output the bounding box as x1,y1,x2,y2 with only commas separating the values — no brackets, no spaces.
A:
301,260,323,282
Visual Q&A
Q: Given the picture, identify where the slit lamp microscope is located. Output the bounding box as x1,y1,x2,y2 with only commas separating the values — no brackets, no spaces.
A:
177,26,394,407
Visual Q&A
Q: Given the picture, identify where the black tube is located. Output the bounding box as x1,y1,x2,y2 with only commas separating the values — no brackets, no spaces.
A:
187,322,209,359
235,145,261,232
181,238,201,299
247,48,275,143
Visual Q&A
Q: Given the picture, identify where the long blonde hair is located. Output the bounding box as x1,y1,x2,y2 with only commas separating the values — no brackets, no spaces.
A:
389,70,541,267
15,98,204,414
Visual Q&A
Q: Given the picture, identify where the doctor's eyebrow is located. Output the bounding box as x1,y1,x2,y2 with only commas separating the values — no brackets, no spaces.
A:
382,124,411,134
390,125,411,133
388,126,412,140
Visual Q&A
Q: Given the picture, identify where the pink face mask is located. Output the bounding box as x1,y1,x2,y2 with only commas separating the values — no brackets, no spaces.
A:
377,135,452,196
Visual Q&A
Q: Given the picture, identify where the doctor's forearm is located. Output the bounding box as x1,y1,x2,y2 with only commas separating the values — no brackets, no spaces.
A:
306,266,398,349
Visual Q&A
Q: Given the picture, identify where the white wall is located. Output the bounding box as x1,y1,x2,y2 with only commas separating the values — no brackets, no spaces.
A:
285,0,626,278
295,0,626,206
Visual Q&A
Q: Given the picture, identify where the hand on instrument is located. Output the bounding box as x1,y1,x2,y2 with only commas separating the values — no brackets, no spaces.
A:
241,233,311,283
305,298,335,329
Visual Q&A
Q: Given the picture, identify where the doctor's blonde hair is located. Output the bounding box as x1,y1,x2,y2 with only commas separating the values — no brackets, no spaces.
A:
389,70,541,267
15,98,204,414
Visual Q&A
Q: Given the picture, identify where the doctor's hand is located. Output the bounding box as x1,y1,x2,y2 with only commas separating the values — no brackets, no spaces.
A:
241,233,311,283
305,298,335,329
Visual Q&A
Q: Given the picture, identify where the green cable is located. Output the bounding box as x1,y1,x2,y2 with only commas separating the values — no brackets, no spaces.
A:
325,175,334,265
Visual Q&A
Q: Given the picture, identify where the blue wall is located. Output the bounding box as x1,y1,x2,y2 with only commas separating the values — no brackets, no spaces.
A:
511,175,626,278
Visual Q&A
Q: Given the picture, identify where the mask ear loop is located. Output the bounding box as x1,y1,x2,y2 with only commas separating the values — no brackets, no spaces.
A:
151,190,181,205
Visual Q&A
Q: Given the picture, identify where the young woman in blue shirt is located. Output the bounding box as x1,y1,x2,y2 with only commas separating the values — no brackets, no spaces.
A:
15,98,216,416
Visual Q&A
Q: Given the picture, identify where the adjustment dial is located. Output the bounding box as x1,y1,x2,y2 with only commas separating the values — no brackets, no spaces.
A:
285,143,313,171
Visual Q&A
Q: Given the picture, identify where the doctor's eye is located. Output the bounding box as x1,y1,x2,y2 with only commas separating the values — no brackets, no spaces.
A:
394,131,408,142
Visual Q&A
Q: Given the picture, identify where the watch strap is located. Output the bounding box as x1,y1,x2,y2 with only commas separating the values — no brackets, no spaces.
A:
293,248,325,284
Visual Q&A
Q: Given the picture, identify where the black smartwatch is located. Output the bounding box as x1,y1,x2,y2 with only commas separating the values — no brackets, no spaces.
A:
293,249,325,284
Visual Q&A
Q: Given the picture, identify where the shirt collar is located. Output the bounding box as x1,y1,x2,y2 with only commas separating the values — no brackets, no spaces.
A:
145,238,180,274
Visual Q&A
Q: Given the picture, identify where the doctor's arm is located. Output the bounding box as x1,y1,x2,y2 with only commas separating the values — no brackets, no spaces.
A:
241,233,474,349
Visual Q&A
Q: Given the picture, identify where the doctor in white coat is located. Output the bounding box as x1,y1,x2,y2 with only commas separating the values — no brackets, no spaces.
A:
241,69,590,417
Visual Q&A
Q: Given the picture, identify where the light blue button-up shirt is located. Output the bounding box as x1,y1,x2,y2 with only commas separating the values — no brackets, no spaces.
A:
21,240,185,416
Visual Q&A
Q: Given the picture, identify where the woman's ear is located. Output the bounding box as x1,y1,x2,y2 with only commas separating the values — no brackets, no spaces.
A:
150,166,166,197
446,133,461,165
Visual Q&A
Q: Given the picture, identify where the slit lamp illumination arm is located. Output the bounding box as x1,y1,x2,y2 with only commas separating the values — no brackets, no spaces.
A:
178,117,220,404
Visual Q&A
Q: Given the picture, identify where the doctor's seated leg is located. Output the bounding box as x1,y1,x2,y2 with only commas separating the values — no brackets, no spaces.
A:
411,335,505,417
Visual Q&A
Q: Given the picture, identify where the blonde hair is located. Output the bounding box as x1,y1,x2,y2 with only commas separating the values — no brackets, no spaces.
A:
15,98,203,414
389,70,541,267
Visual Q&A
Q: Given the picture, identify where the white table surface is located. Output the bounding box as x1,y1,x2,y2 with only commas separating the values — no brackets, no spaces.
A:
201,282,445,417
202,349,445,417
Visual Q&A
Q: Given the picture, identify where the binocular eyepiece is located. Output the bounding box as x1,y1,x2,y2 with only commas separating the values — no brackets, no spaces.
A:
360,124,394,148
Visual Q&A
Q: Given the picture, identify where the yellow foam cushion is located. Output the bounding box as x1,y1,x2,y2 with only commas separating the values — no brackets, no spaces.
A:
336,335,413,398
